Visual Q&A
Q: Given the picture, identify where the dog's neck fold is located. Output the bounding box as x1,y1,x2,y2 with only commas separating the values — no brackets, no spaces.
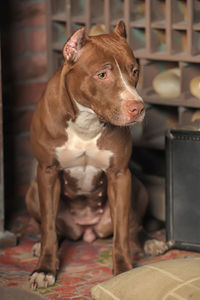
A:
68,100,104,140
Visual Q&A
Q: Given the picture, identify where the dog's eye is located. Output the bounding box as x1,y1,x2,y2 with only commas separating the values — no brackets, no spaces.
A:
133,69,139,76
98,72,107,79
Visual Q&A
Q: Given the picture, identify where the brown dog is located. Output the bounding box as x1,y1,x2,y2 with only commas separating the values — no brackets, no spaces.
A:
26,21,167,289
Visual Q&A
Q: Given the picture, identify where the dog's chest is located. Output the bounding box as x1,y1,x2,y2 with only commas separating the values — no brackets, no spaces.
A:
56,125,113,194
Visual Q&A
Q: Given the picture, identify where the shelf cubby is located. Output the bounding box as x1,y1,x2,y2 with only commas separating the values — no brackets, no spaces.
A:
141,60,179,89
110,0,124,24
151,0,166,24
193,30,200,55
71,0,86,22
91,0,104,23
140,60,183,107
130,27,146,52
51,0,66,19
194,0,200,26
171,30,187,55
178,106,200,127
172,0,187,26
130,0,145,24
151,28,166,53
181,62,200,105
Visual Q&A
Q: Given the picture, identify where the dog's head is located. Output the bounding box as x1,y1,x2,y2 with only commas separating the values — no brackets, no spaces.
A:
62,21,145,126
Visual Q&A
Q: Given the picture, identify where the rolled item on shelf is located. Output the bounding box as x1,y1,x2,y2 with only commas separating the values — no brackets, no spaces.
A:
153,68,181,99
190,76,200,100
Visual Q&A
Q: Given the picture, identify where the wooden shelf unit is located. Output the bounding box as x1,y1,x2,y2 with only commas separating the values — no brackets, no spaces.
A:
46,0,200,149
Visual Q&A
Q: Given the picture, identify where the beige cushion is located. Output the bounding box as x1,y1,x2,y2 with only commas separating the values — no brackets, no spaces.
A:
91,258,200,300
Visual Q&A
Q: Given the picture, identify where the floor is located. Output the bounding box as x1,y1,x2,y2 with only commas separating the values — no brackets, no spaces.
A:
0,212,200,299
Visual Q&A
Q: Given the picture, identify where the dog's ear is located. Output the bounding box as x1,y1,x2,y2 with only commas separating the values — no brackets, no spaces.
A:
113,21,127,39
63,27,88,63
59,67,77,120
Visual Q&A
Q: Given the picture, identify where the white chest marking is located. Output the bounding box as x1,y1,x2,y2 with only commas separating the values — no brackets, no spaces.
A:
55,103,113,194
56,126,112,170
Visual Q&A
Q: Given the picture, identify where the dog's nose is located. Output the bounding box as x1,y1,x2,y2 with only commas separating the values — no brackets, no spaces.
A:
123,100,145,117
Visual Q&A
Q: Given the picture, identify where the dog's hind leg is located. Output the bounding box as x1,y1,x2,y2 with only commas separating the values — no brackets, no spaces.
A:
26,181,41,224
130,175,169,256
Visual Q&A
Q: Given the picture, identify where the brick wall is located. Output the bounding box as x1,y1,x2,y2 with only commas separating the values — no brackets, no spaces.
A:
2,0,48,214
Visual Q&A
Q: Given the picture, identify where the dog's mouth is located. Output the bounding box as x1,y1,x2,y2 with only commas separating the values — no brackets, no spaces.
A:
98,115,109,125
98,112,145,127
126,112,146,126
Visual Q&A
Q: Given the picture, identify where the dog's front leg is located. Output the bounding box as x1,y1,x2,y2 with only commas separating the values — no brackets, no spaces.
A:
107,168,132,275
30,163,60,289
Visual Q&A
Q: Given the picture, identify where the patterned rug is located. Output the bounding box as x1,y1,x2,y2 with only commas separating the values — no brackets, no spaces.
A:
0,212,200,299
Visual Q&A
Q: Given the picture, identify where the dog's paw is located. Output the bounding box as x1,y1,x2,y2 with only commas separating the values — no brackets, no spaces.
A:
29,272,55,289
32,242,41,257
144,239,168,256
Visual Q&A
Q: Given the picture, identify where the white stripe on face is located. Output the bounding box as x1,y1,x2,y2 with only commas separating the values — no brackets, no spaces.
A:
114,58,143,103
